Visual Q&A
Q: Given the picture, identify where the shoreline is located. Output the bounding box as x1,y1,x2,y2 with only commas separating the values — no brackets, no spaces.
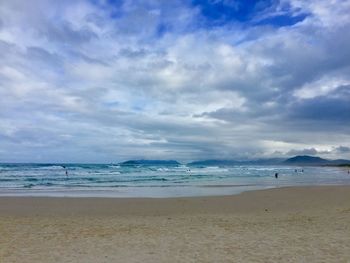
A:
1,185,350,216
1,185,350,262
0,181,349,199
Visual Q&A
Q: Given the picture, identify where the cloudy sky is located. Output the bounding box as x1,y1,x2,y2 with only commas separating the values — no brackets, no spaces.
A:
0,0,350,163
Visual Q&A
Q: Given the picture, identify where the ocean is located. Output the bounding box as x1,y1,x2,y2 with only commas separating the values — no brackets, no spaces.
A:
0,163,349,197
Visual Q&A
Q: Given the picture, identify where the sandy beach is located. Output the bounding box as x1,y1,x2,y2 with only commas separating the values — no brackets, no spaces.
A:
0,186,350,263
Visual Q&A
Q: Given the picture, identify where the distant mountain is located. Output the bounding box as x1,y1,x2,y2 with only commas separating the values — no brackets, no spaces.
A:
119,156,350,167
283,155,350,166
187,158,285,166
187,160,240,166
188,156,350,166
330,159,350,165
243,158,285,165
119,160,180,166
283,155,329,165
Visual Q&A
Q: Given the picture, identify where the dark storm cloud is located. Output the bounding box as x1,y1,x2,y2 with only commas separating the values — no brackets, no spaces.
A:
335,146,350,153
289,97,350,123
286,148,318,156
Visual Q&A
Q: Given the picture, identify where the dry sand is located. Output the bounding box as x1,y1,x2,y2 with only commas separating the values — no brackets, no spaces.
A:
0,186,350,263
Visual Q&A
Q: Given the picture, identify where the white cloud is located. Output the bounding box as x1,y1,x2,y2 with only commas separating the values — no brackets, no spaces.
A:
0,0,350,162
294,76,350,99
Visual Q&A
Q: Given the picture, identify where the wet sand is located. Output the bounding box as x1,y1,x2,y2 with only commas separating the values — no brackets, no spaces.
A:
1,186,350,262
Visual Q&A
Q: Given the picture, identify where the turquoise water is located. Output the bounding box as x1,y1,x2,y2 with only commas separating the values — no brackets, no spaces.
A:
0,163,349,197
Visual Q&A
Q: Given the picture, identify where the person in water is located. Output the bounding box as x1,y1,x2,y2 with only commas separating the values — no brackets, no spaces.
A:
62,166,68,176
275,172,278,178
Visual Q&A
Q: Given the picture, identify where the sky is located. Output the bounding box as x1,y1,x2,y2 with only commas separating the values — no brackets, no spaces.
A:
0,0,350,163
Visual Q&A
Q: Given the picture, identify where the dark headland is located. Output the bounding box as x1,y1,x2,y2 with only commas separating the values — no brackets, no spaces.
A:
119,156,350,166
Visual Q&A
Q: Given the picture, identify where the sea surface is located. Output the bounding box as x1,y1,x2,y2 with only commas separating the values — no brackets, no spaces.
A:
0,163,349,197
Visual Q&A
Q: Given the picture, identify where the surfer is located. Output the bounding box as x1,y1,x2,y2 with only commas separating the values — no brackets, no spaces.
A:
275,172,278,179
62,165,68,176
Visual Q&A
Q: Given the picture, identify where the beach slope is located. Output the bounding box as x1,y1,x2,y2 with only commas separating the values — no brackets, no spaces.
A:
1,186,350,262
